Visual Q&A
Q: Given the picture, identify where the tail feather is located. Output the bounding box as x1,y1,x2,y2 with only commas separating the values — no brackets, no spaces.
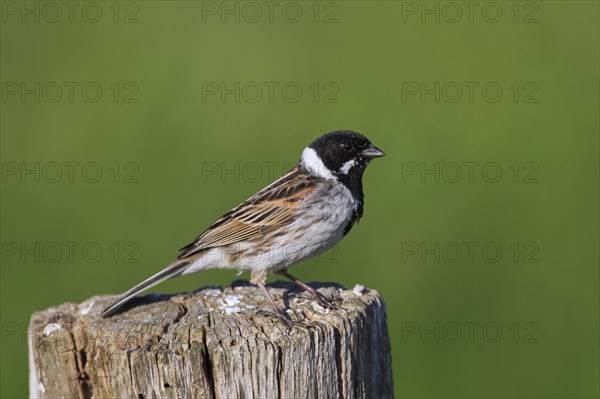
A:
101,260,191,317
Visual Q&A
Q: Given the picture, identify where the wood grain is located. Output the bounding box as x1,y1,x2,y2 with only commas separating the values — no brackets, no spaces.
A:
29,281,393,399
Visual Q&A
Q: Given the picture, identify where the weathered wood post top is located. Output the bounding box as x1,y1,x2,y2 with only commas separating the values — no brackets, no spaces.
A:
29,281,393,398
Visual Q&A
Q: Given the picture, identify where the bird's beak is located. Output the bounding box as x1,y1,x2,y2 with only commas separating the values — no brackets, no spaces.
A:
361,143,385,159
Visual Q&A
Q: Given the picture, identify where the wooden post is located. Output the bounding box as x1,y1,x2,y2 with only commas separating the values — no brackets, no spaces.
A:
29,281,393,399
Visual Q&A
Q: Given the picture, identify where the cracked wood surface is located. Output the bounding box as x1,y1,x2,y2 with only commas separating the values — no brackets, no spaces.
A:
29,281,393,399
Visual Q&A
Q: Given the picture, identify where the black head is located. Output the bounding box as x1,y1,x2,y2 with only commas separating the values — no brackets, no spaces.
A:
304,130,385,178
299,130,384,230
299,130,384,206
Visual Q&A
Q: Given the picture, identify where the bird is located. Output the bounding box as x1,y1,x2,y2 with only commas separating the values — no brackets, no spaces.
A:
101,130,385,322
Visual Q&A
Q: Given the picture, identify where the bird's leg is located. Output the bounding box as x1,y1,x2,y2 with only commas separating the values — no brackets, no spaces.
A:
255,281,311,326
275,269,340,309
256,280,284,314
251,269,303,325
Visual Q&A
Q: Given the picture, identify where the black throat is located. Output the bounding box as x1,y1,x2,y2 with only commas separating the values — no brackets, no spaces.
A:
335,168,365,206
334,164,365,236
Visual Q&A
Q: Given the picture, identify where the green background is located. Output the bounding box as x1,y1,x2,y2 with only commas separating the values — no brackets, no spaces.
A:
1,1,598,398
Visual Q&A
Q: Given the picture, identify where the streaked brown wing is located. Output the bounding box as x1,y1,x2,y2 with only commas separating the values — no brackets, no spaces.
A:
177,167,318,260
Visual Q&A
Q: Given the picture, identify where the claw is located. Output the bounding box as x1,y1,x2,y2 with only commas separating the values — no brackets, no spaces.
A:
274,270,343,311
312,291,342,310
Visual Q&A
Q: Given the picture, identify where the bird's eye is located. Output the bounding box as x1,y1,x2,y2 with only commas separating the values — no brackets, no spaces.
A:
342,143,353,152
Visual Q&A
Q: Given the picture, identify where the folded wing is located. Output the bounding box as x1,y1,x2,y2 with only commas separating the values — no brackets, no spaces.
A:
177,167,319,260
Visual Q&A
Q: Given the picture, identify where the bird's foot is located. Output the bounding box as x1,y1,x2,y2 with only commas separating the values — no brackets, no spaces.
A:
311,290,342,310
290,290,342,309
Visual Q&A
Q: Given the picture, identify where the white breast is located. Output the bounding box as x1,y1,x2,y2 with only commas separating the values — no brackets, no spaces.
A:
263,180,356,270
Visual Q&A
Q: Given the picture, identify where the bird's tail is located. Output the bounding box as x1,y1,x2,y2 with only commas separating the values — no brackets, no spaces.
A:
101,259,191,318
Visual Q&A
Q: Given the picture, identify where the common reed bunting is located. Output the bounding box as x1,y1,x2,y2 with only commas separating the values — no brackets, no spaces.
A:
102,130,384,322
